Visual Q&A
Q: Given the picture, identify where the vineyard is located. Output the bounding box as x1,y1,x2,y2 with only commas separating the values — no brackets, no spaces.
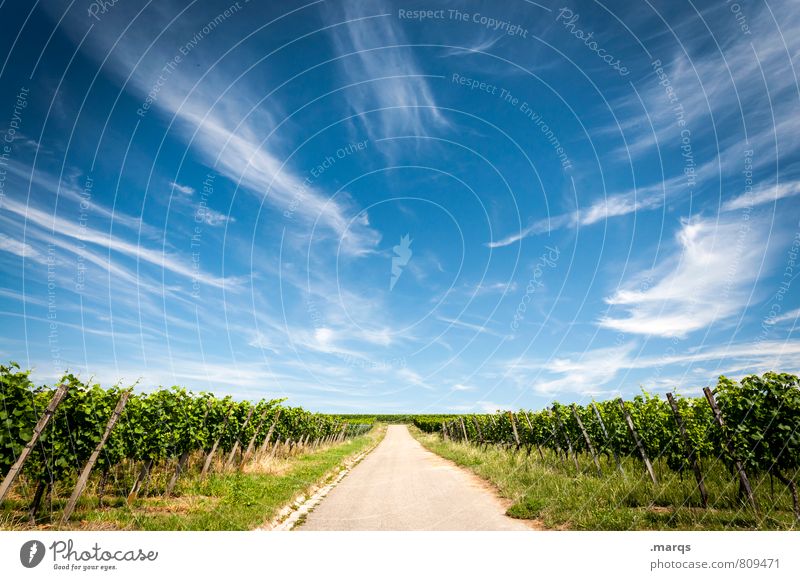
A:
0,363,371,527
414,373,800,522
3,363,798,530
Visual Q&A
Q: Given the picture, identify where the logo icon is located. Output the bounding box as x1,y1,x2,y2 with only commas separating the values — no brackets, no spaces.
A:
20,540,46,568
390,234,413,291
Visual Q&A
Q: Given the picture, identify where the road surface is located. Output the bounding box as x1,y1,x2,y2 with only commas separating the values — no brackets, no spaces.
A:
298,424,531,530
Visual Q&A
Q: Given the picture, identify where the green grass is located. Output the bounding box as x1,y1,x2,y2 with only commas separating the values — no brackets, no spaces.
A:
411,428,799,530
1,427,384,531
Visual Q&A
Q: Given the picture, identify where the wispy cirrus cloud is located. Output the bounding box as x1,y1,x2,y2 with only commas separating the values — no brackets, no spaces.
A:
169,181,195,196
722,180,800,212
486,174,684,248
324,0,447,141
484,0,800,253
508,339,800,396
42,1,380,257
0,195,237,289
771,307,800,325
612,0,800,168
3,159,160,238
0,234,48,265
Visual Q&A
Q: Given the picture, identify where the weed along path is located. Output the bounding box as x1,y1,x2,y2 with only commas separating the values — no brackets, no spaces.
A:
297,425,531,531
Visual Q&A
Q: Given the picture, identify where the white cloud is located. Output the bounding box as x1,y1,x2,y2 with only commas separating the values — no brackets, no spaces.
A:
195,206,234,227
486,215,571,248
473,281,518,295
599,215,769,337
0,196,237,289
532,343,636,395
248,331,280,354
771,307,800,325
436,315,507,338
0,234,48,265
325,1,447,141
3,159,159,237
722,180,800,212
450,383,474,392
170,181,195,196
509,339,800,396
486,174,685,247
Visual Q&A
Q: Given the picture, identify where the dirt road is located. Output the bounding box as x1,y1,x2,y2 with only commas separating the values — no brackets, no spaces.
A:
298,424,531,531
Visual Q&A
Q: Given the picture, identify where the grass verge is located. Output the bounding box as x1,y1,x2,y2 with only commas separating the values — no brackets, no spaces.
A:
410,427,799,531
2,426,385,531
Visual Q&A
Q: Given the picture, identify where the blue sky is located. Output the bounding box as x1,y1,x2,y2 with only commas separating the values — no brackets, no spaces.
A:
0,0,798,412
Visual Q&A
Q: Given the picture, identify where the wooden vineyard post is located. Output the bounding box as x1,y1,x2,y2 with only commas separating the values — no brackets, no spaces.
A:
441,421,449,441
508,412,521,451
703,387,757,513
128,459,153,501
459,417,469,443
523,412,544,460
666,393,708,508
61,391,130,524
201,406,233,476
471,416,484,445
28,481,48,524
553,407,580,471
257,409,282,458
165,451,190,497
572,405,601,476
618,398,657,485
547,411,563,458
269,436,281,459
225,407,254,469
242,408,269,464
0,383,69,504
592,402,623,474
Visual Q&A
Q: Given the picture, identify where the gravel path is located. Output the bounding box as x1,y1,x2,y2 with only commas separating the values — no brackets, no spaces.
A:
298,424,531,531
